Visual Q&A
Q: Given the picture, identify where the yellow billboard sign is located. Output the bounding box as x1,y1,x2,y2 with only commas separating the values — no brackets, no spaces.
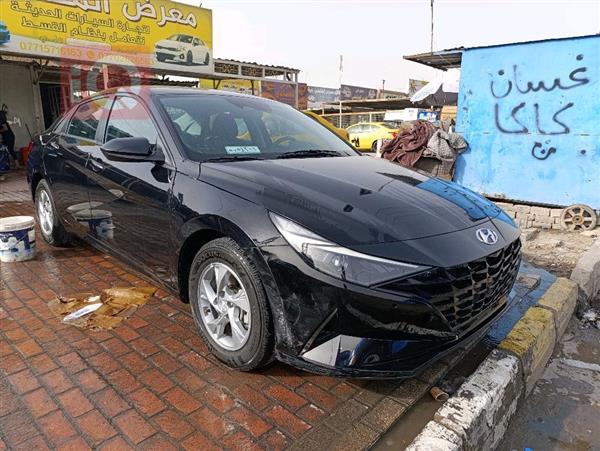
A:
199,79,259,96
0,0,213,74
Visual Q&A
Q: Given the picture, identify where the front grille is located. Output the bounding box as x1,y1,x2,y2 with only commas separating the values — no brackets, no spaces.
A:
379,239,521,332
156,45,178,51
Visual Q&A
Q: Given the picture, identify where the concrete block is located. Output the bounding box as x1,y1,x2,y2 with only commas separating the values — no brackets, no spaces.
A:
530,206,550,217
570,242,600,301
533,216,553,225
434,350,522,451
405,421,463,451
515,211,528,219
499,307,556,394
538,277,578,337
512,204,531,214
550,209,562,217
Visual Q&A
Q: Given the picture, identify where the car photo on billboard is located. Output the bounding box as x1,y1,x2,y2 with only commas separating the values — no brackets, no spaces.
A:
155,34,211,66
0,21,10,45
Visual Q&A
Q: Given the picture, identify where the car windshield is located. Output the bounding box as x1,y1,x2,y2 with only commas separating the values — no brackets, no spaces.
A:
379,122,397,129
179,35,193,43
159,94,358,162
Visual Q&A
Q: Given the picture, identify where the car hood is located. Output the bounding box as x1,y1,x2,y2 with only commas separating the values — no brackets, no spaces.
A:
200,156,506,246
156,39,178,46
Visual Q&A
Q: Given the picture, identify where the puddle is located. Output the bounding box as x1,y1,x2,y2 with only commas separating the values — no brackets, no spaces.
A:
48,286,157,330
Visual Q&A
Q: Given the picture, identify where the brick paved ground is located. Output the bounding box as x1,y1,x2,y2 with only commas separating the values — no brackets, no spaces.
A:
0,192,460,451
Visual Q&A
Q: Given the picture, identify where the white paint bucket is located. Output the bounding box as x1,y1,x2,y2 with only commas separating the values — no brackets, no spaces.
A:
73,209,114,240
0,216,36,262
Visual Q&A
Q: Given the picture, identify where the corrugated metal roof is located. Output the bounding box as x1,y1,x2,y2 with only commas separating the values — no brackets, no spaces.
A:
404,33,598,70
214,58,300,73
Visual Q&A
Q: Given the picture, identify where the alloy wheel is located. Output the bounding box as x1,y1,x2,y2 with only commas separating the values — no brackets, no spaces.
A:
37,190,54,236
198,262,251,351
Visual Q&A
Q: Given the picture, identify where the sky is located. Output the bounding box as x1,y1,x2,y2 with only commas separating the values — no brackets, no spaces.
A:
180,0,599,92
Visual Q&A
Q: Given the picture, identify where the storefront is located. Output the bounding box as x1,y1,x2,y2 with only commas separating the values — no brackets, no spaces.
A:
0,0,300,151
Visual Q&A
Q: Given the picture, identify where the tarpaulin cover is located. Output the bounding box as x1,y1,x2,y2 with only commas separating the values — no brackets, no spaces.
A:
381,120,437,167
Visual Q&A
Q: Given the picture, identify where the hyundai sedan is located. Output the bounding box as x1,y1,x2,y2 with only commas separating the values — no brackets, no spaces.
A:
27,87,520,378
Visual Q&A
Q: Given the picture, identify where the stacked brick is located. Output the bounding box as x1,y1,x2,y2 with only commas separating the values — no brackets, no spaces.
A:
494,202,564,230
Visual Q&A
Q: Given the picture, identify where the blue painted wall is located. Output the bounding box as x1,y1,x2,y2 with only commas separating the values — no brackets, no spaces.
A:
455,36,599,208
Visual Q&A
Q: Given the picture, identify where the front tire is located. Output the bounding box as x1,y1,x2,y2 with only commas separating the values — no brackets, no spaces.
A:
188,238,274,371
186,51,193,65
204,52,210,65
35,179,73,247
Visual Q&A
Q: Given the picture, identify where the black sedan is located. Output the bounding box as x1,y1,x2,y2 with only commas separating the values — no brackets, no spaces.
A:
27,87,520,378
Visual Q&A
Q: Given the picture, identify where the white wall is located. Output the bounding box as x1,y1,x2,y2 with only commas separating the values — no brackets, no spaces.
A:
0,63,43,149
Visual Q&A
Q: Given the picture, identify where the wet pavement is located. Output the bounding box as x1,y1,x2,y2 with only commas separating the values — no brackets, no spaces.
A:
499,317,600,451
0,170,580,450
0,175,505,451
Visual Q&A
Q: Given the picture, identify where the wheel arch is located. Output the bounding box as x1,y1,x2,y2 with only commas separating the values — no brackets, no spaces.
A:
30,171,44,201
176,215,260,303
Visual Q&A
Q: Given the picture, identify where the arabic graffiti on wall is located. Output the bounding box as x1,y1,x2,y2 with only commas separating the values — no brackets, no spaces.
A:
0,0,213,75
455,35,600,208
490,54,588,140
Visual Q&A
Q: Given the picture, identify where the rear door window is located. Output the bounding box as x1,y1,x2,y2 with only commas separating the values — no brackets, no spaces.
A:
66,97,108,141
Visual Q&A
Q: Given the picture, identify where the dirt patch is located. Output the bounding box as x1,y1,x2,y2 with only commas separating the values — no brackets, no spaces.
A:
521,228,597,278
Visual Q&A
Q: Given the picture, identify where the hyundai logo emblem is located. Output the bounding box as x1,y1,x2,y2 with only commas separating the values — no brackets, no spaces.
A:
476,228,498,245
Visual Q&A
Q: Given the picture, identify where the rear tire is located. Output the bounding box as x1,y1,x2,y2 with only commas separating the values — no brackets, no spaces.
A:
188,237,274,371
204,52,210,65
35,179,73,247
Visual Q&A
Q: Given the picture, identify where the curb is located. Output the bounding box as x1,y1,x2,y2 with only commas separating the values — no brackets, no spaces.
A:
406,276,578,451
570,241,600,303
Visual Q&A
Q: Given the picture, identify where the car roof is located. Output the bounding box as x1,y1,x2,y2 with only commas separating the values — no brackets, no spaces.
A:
80,87,287,108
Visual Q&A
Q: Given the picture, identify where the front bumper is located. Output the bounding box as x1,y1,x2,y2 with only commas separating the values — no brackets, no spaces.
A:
279,296,508,378
155,49,186,61
262,237,521,378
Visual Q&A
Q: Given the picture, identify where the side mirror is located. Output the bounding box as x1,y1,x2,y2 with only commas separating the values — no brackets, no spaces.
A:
101,137,164,163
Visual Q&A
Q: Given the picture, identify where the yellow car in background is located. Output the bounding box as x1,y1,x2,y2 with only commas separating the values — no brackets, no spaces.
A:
302,111,349,141
347,122,398,151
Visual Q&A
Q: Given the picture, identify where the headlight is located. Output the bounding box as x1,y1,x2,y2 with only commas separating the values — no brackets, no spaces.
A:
270,213,429,287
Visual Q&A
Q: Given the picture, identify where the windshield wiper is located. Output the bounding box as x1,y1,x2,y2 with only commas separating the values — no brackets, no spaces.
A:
276,150,343,159
204,156,264,163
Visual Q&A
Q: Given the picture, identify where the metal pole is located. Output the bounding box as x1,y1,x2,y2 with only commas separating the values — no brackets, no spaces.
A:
430,0,434,52
102,64,109,90
338,54,343,128
294,73,299,109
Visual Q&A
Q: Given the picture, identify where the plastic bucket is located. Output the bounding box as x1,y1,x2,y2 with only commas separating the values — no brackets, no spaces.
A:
0,216,36,262
73,209,114,239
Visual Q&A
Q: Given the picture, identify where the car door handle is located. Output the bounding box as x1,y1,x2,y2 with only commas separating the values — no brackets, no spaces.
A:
88,158,105,172
47,141,64,157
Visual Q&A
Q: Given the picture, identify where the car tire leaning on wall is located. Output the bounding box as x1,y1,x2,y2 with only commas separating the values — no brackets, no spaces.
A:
188,237,275,371
35,179,73,247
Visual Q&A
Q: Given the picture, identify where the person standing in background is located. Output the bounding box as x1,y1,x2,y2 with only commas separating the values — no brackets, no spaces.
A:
0,109,17,169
